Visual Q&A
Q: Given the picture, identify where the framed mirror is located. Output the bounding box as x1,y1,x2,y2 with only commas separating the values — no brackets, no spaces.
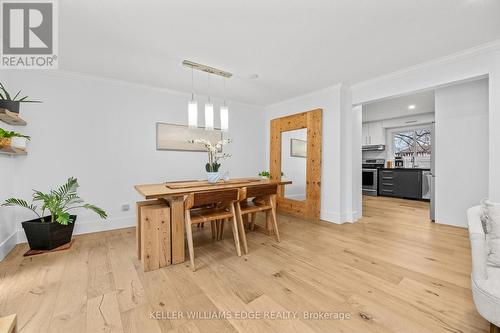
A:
270,109,322,220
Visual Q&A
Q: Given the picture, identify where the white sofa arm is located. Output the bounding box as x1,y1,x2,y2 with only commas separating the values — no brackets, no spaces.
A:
467,206,488,281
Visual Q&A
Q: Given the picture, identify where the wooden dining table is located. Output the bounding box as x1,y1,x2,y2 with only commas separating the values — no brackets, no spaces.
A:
134,177,291,266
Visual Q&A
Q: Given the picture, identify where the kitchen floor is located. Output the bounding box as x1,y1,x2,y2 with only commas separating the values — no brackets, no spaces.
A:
362,195,431,220
0,197,483,333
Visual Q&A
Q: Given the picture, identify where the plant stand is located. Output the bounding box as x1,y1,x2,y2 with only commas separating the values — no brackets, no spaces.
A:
0,108,26,126
23,239,74,257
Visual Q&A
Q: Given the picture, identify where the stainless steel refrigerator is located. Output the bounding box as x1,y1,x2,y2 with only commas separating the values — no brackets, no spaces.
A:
430,122,436,221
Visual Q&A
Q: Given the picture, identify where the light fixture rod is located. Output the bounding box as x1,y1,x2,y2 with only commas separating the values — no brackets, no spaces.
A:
183,60,232,78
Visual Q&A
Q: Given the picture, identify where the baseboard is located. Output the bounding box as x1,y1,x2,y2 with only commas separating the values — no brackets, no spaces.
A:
0,231,19,261
320,210,360,224
15,215,136,244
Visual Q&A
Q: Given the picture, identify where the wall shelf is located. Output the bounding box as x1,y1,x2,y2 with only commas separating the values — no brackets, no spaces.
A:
0,108,27,126
0,146,27,156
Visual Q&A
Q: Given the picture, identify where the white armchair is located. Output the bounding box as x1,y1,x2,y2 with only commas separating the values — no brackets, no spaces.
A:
467,206,500,332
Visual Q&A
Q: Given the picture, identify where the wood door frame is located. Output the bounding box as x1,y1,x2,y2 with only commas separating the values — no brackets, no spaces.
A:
270,108,322,220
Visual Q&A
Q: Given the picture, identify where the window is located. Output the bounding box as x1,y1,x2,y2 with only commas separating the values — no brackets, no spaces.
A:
393,127,431,157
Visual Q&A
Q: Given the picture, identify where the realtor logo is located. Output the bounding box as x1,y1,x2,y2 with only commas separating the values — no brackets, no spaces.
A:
1,0,58,69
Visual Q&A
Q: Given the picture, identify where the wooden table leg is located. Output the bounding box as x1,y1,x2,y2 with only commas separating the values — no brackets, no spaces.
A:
167,196,185,264
136,203,142,260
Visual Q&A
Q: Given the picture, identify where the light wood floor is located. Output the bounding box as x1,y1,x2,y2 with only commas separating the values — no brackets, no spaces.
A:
0,196,487,333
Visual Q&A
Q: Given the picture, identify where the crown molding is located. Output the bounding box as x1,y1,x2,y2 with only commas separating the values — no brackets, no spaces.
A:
265,83,344,109
2,68,264,110
352,39,500,90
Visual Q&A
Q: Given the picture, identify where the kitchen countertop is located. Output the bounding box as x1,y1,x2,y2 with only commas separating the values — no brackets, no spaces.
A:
381,168,430,171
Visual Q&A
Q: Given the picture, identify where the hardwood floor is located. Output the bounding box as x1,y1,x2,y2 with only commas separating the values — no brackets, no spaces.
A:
0,196,488,332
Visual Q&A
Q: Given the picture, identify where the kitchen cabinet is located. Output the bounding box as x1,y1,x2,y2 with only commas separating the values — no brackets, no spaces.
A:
369,121,385,145
378,169,423,200
362,123,370,145
362,121,385,146
396,170,422,199
379,170,397,197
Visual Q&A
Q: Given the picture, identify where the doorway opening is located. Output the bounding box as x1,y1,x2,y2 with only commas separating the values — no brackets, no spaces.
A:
361,90,435,221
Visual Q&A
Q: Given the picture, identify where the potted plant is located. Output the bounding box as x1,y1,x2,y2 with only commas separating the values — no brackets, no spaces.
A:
0,82,41,114
0,128,30,149
189,138,232,183
258,171,284,179
2,177,107,250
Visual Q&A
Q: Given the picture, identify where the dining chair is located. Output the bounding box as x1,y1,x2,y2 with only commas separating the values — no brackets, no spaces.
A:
184,188,241,271
235,184,280,255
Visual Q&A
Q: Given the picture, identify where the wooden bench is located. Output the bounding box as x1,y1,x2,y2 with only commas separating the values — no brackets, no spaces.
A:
136,200,171,272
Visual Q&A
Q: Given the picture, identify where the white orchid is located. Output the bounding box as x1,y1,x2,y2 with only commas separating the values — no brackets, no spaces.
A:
188,138,232,172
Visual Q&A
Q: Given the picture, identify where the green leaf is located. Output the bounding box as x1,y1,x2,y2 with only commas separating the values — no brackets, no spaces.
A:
0,129,30,139
2,198,40,218
56,177,79,201
56,212,70,225
82,204,108,219
0,83,11,100
12,90,20,100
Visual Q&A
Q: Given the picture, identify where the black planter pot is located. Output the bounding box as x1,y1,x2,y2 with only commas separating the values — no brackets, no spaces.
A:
0,100,20,113
22,215,77,250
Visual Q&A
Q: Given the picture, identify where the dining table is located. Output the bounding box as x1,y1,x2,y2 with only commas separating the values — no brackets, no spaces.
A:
134,177,291,266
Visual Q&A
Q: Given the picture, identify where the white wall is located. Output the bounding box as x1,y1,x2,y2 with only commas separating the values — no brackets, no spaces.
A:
0,141,16,260
0,70,265,259
435,79,489,227
281,129,307,199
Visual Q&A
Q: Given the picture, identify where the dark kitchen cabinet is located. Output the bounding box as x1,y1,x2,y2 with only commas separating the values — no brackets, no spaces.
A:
378,170,397,197
378,169,423,200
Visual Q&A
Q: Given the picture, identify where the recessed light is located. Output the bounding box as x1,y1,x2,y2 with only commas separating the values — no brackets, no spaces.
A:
248,74,259,80
408,105,416,110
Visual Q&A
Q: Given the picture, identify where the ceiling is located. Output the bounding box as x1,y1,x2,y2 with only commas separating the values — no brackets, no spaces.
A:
60,0,500,106
362,90,435,122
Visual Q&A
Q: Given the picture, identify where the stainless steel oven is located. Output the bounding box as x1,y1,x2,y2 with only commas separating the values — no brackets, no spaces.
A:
362,159,385,196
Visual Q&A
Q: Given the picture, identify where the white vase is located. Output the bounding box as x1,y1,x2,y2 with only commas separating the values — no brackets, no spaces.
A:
11,137,28,150
207,172,220,184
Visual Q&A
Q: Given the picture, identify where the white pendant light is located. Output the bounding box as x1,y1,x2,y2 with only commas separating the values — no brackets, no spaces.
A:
220,105,228,132
187,66,198,128
205,73,214,130
188,100,198,128
205,102,214,130
220,77,229,132
183,60,233,131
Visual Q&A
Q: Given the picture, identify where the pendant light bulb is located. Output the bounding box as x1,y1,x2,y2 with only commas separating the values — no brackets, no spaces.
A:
205,73,214,130
205,102,214,130
220,105,229,132
188,100,198,128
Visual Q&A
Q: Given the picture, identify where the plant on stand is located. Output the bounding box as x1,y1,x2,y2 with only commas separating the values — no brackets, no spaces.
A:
0,128,31,150
2,177,107,250
189,138,232,183
0,82,41,113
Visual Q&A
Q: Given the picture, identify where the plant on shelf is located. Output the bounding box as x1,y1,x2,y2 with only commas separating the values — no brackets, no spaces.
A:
188,138,232,183
2,177,107,250
258,171,284,179
0,128,30,148
0,82,41,113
